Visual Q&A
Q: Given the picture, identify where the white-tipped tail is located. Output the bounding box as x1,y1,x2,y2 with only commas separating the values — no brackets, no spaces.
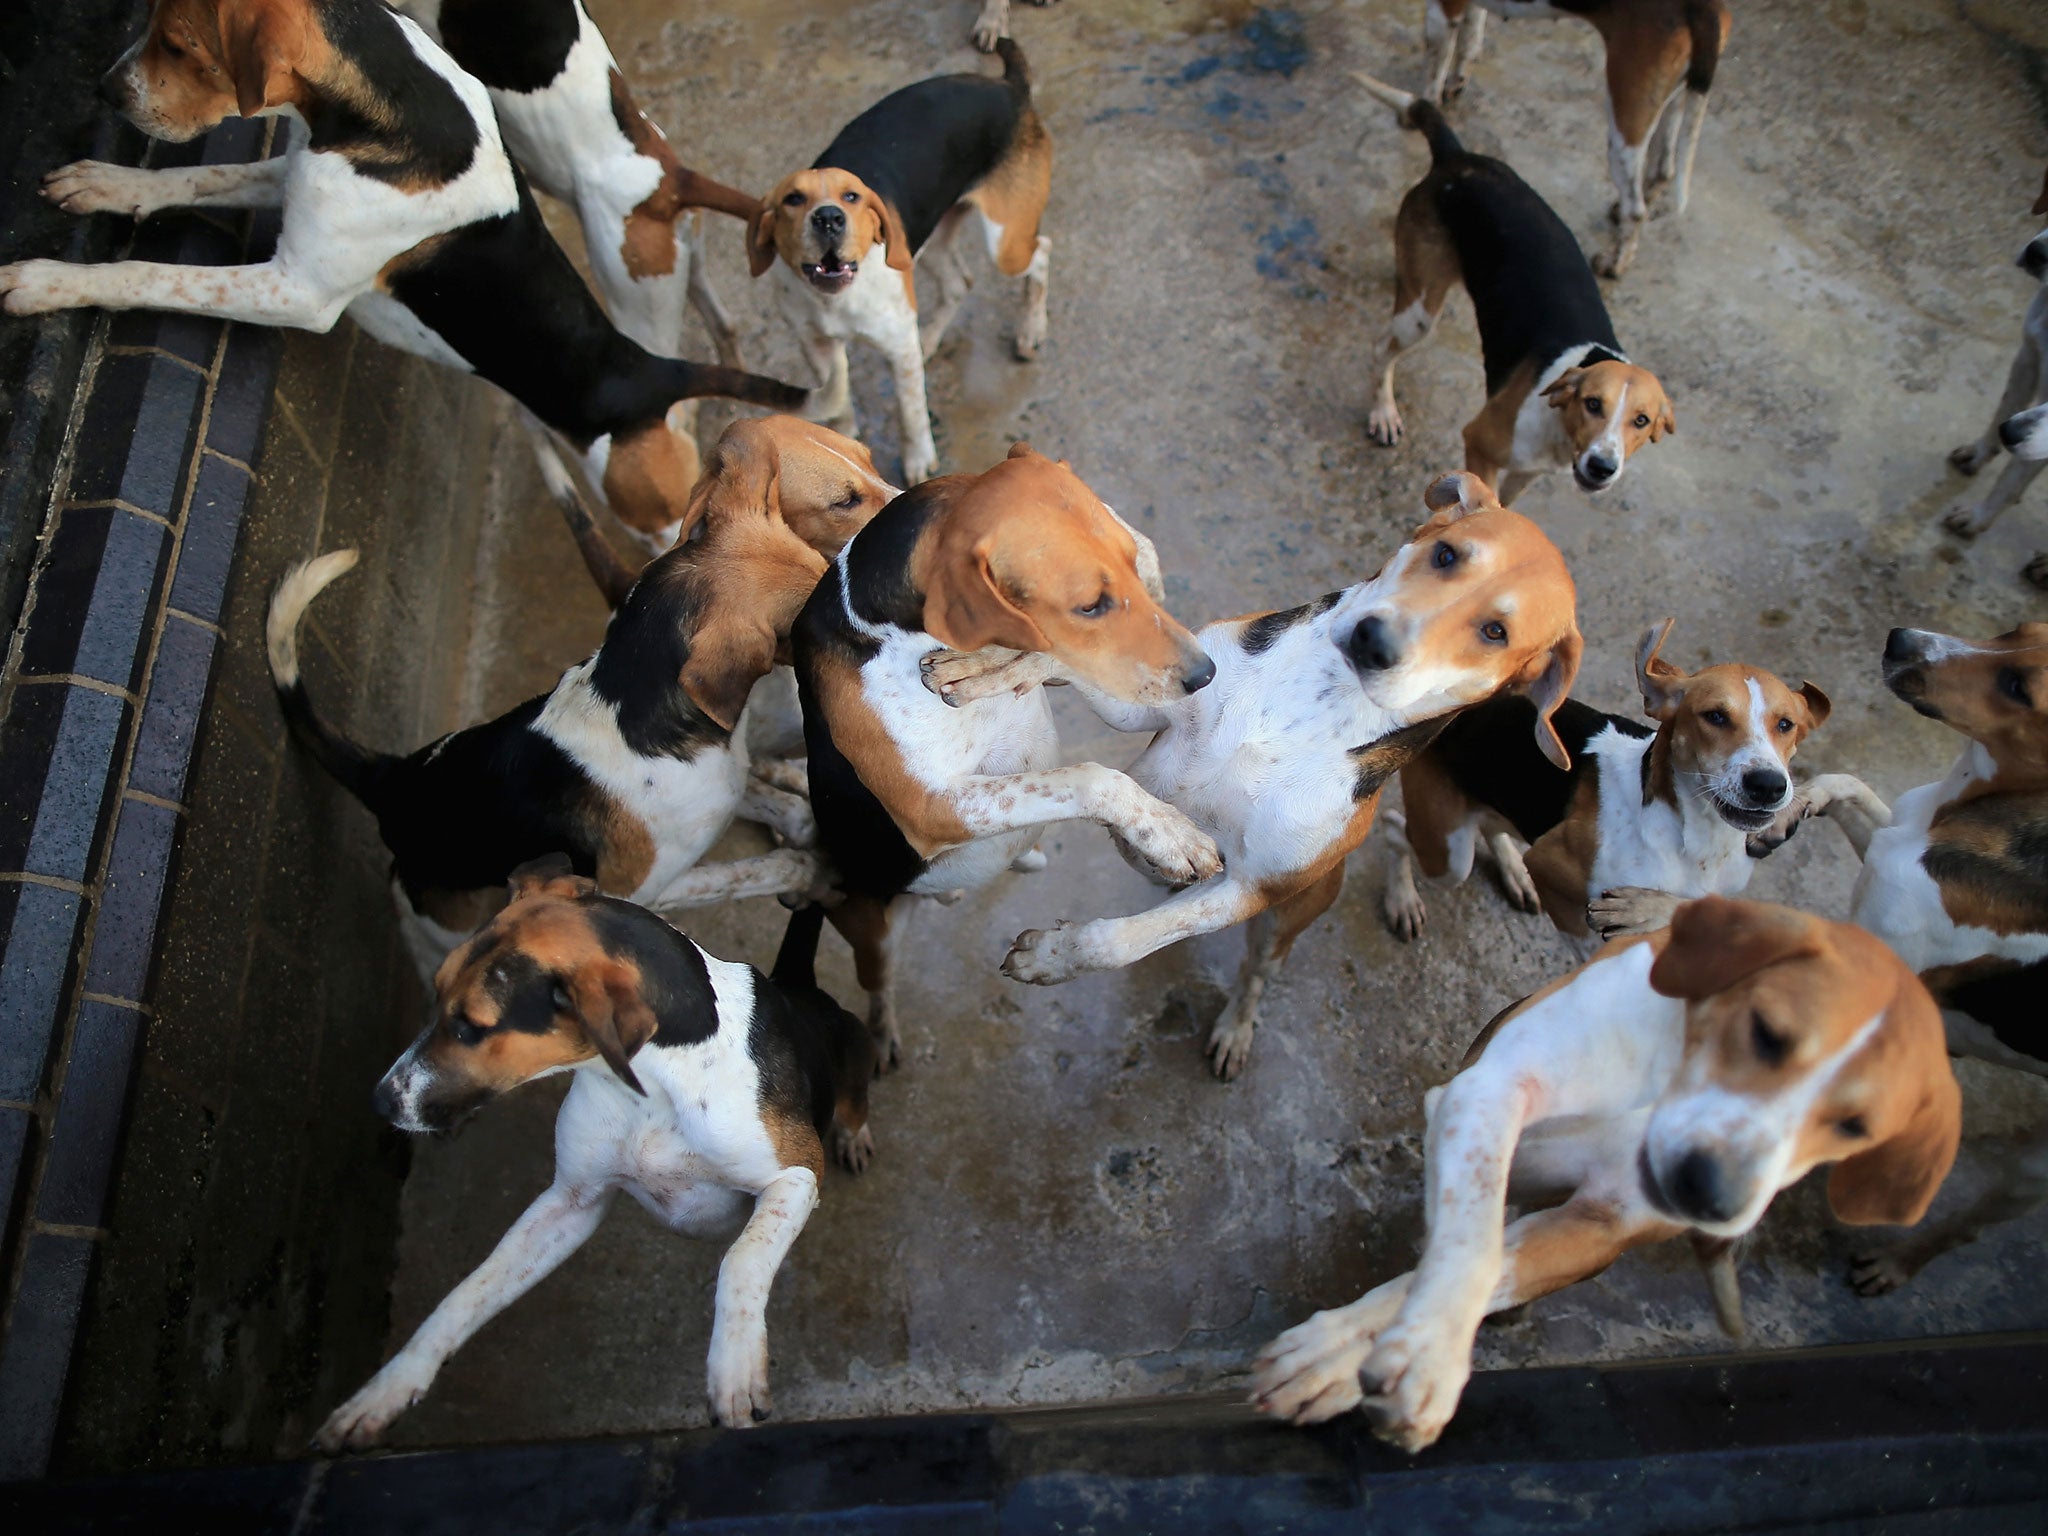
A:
1351,70,1417,119
266,548,358,689
1673,89,1711,217
531,433,582,510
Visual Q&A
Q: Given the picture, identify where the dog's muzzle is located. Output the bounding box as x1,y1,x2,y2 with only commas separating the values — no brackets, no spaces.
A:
1880,628,1941,718
1573,452,1620,493
1640,1142,1749,1228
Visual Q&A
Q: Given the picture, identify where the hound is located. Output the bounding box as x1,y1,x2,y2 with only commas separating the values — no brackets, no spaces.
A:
748,40,1051,486
945,472,1582,1080
392,0,756,365
1422,0,1732,277
6,0,802,548
1251,896,1960,1454
794,443,1219,1070
266,417,892,975
315,863,874,1448
1941,173,2048,590
1383,619,1831,941
1353,76,1675,505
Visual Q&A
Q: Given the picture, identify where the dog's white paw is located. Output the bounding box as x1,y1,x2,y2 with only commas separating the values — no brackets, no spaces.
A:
919,646,1041,706
1494,851,1541,914
1367,401,1404,447
1383,882,1427,941
42,160,158,219
314,1357,435,1453
1251,1311,1378,1425
1358,1322,1470,1454
1586,886,1681,940
1003,921,1087,985
901,443,939,487
1206,1008,1255,1081
1122,806,1223,887
0,260,78,317
1746,796,1810,858
1949,439,1997,477
1010,845,1049,873
1941,499,1995,540
707,1322,773,1427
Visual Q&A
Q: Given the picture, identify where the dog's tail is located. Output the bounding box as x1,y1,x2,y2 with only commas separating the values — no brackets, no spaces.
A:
993,37,1032,96
266,550,394,804
658,358,809,412
1352,72,1463,162
532,433,640,609
772,901,828,992
1672,0,1729,216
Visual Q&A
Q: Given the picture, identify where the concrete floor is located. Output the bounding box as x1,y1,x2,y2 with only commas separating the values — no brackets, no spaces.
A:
374,0,2048,1448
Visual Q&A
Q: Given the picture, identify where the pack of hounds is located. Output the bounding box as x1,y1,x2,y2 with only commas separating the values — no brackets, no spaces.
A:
4,0,2043,1461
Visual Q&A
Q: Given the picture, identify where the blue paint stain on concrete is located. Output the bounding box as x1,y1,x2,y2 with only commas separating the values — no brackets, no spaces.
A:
1179,56,1222,84
1239,8,1310,77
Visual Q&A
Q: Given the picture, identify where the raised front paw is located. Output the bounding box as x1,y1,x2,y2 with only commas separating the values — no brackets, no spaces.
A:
1745,795,1811,858
1367,400,1404,447
1358,1323,1471,1454
43,160,159,219
1950,439,1997,477
707,1323,772,1427
1123,806,1223,887
919,645,1041,707
1251,1311,1377,1425
314,1358,434,1453
1003,920,1087,985
1586,885,1682,940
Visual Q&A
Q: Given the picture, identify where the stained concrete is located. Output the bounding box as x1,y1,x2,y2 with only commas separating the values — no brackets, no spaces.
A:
365,0,2048,1448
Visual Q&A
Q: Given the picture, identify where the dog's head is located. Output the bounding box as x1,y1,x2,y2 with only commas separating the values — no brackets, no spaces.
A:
1640,897,1960,1237
104,0,322,141
1541,359,1675,495
1333,472,1582,766
678,415,896,558
747,167,911,292
374,858,695,1133
912,443,1214,704
1882,624,2048,782
1635,619,1831,832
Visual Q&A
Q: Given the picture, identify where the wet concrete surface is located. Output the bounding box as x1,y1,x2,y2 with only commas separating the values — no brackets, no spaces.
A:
372,0,2048,1447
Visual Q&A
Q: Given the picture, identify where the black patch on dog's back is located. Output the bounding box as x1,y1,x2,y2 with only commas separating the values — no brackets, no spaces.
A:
814,67,1032,255
1428,694,1648,842
435,0,581,94
1241,591,1344,657
1352,715,1454,802
312,0,480,187
1418,146,1622,396
586,897,720,1048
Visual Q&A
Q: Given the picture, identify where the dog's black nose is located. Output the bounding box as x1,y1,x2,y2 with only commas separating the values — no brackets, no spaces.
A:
1883,628,1918,665
1180,650,1216,694
370,1074,401,1125
1740,766,1787,806
1582,453,1618,482
1667,1150,1741,1225
1345,616,1400,672
811,204,845,236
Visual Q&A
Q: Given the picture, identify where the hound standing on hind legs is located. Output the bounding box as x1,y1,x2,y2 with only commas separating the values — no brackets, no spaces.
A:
1420,0,1731,277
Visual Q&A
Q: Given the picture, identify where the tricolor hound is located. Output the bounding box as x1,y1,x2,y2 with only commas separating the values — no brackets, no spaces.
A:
267,417,892,974
1384,619,1831,941
794,442,1219,1070
1421,0,1731,278
940,472,1581,1079
315,863,874,1448
1251,896,1960,1453
747,40,1051,486
5,0,802,548
1353,77,1675,505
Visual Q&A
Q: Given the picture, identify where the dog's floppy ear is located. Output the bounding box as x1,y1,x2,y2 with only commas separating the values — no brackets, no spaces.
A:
1652,396,1677,442
1412,471,1499,536
680,609,781,733
222,0,310,118
1649,897,1822,999
1798,680,1833,729
874,194,914,273
1525,624,1583,771
746,192,784,278
563,958,660,1096
508,854,597,903
1542,368,1587,409
679,421,780,546
1827,1071,1960,1226
924,538,1051,654
1635,617,1686,720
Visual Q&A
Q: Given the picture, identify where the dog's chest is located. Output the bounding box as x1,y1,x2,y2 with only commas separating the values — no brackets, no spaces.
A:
864,635,1060,790
1586,734,1750,897
780,258,917,344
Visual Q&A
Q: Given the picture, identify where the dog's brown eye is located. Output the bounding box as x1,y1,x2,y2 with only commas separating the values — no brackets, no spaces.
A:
833,487,863,510
1633,413,1651,430
1432,541,1456,570
1585,398,1604,416
1751,1012,1789,1067
1999,667,2030,705
1480,620,1507,645
1076,591,1114,619
1776,717,1794,734
842,191,860,203
1701,708,1731,728
451,1014,484,1046
1836,1114,1869,1140
782,191,806,207
551,983,573,1013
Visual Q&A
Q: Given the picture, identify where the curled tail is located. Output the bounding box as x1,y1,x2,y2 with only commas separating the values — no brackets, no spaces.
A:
772,902,828,991
1683,0,1728,95
1351,71,1464,162
993,37,1031,96
265,550,394,804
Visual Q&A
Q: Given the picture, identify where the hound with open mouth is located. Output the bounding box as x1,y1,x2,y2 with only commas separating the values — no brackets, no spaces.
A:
1251,896,1959,1455
747,40,1051,486
1383,619,1831,941
315,864,875,1449
1351,73,1675,506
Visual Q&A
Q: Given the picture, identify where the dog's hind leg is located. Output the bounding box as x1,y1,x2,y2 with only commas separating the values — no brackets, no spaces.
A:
1950,330,2042,478
1207,863,1345,1081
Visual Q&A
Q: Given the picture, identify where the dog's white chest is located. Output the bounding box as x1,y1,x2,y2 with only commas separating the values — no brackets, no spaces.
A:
778,256,918,346
1586,730,1752,899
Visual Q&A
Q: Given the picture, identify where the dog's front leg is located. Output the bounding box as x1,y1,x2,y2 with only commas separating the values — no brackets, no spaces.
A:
1796,772,1891,861
0,255,346,327
649,850,831,911
1252,1271,1414,1424
919,646,1057,707
738,776,816,847
707,1167,819,1426
315,1182,611,1452
1950,331,2041,478
1357,1069,1536,1453
43,157,289,220
949,765,1223,886
886,337,939,485
1003,874,1260,985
